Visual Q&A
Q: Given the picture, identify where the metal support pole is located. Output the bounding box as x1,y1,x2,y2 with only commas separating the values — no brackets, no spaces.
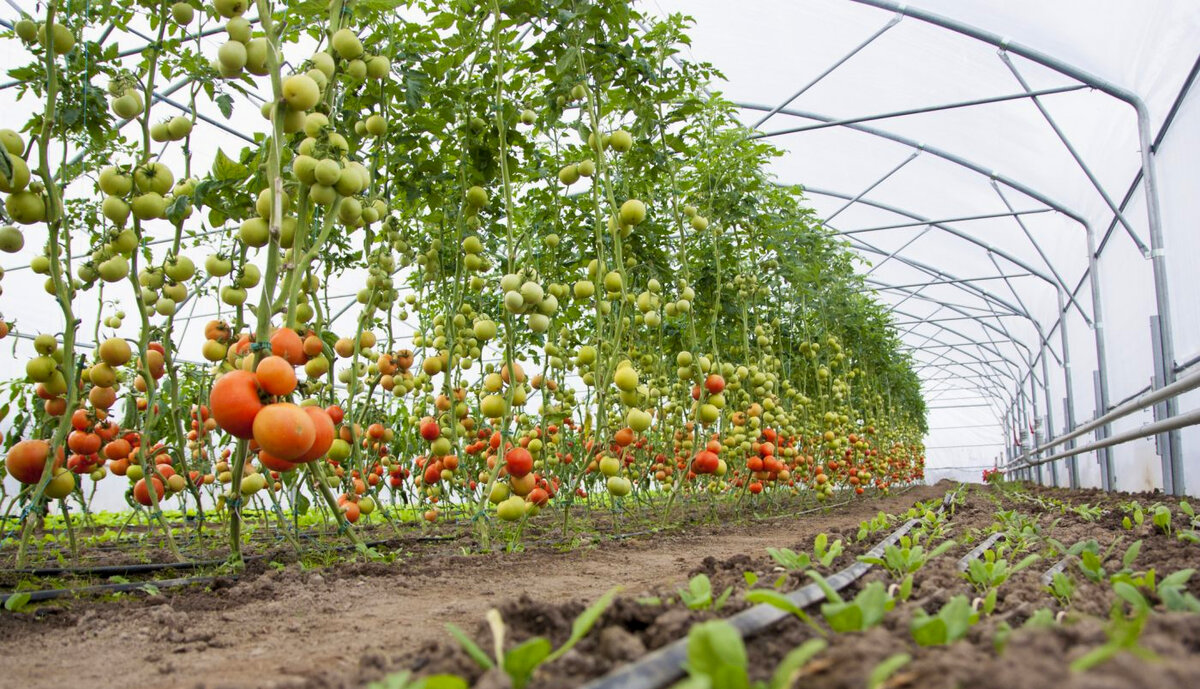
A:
1137,108,1185,496
1094,370,1113,490
865,225,932,276
751,12,902,129
822,151,920,224
998,52,1150,256
1150,315,1182,494
755,83,1089,139
839,208,1054,235
1064,397,1079,487
1056,290,1079,488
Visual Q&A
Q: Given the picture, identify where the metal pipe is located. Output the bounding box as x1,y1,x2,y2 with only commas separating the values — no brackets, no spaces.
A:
866,273,1033,292
754,83,1089,139
840,208,1053,235
1015,367,1200,463
822,151,920,224
750,12,902,129
1015,406,1200,469
848,0,1181,494
998,52,1149,255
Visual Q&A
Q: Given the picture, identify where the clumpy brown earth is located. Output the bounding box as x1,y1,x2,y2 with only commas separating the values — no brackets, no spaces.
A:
0,484,944,689
354,482,1200,689
4,481,1196,689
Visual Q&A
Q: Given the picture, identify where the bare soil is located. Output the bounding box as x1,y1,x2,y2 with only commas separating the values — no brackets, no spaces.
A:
0,484,946,689
381,482,1200,689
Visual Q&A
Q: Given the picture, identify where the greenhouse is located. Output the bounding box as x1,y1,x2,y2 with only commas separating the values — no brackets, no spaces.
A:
1,1,1199,688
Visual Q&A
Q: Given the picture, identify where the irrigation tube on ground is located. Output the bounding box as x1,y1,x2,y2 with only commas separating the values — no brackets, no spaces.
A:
0,574,238,606
1040,557,1071,586
580,487,963,689
578,518,921,689
1015,406,1200,469
1010,367,1200,467
956,532,1003,571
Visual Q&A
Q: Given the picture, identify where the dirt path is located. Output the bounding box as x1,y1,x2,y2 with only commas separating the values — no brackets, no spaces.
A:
0,484,949,689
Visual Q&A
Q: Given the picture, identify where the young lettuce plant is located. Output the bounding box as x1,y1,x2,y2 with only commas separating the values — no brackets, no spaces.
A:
964,547,1040,589
679,574,734,611
1152,504,1173,536
766,533,843,572
806,571,894,632
860,536,955,596
910,595,979,646
670,620,827,689
446,587,618,689
1071,591,1158,672
1046,571,1076,607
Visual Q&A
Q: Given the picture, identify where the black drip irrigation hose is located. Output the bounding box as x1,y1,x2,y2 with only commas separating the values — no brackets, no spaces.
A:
579,487,965,689
0,535,461,603
0,573,241,605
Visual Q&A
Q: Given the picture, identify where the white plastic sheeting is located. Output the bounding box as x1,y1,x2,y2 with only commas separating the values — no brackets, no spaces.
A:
649,0,1200,491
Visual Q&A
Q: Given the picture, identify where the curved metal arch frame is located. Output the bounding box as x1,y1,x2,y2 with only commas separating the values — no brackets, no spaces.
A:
839,0,1182,494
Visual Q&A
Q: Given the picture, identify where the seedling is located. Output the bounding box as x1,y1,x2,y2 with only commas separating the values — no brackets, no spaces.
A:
910,595,979,646
857,511,892,542
866,653,912,689
859,536,956,579
672,620,827,689
744,589,822,633
366,672,466,689
1047,571,1075,607
963,549,1040,593
1071,603,1157,672
678,574,733,611
807,571,894,632
767,534,843,571
1156,569,1200,612
447,587,618,689
1152,504,1172,535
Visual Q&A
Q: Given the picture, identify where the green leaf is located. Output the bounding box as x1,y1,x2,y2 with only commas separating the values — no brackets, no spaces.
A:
215,93,234,120
685,621,748,687
554,46,579,77
1122,541,1142,570
867,653,911,689
445,624,493,670
768,639,827,689
3,593,31,612
1113,582,1149,614
546,586,618,662
743,571,759,587
503,637,552,689
212,148,249,181
745,589,812,625
910,615,947,647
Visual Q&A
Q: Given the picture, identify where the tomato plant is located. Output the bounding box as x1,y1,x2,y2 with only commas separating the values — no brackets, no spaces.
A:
0,0,926,568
